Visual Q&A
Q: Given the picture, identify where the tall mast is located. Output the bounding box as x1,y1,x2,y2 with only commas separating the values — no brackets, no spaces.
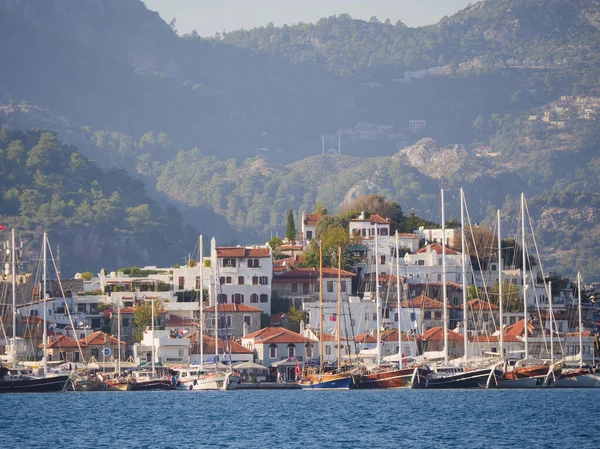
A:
212,237,218,363
497,210,504,359
578,272,583,369
337,247,342,369
441,187,448,365
199,235,204,371
395,230,403,368
11,229,17,364
319,241,323,371
548,281,554,362
42,232,48,376
521,193,529,360
151,297,155,376
460,188,468,365
375,223,381,365
117,298,121,372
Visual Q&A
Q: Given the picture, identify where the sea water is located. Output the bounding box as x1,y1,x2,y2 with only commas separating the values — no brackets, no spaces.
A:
1,389,598,448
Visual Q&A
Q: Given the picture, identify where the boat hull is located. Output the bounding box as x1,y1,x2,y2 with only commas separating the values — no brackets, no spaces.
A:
355,368,413,389
177,372,240,391
553,369,600,388
0,375,71,393
411,367,497,389
128,379,173,391
494,365,555,389
298,372,353,390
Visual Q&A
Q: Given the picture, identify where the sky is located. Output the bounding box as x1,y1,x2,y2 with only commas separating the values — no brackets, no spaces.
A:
142,0,474,37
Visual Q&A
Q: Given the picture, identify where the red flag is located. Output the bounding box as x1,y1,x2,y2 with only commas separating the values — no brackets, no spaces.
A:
329,315,336,322
0,224,5,231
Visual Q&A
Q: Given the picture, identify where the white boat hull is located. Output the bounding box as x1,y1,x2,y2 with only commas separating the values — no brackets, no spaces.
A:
177,372,240,391
495,375,547,388
553,373,600,388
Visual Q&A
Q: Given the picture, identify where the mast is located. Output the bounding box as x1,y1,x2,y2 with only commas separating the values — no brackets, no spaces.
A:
212,237,218,363
460,188,468,365
199,235,204,370
319,241,323,371
11,229,16,364
337,247,342,369
395,230,403,369
521,193,529,360
548,281,554,363
43,232,48,376
441,187,448,365
151,297,155,376
117,297,121,372
497,209,504,359
375,223,381,366
578,272,583,369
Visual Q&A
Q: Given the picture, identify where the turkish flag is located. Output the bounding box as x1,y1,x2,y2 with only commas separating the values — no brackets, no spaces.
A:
0,224,5,231
329,315,336,322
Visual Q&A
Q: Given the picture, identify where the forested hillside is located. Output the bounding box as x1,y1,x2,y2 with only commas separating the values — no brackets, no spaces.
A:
0,0,599,280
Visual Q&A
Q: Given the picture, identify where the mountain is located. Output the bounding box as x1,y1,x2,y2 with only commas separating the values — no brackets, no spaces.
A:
0,0,600,281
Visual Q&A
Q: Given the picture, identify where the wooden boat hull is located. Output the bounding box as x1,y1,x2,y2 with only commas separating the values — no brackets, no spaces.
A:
411,367,497,389
553,369,600,388
298,372,353,390
128,379,173,391
0,374,70,393
355,368,413,389
494,365,555,389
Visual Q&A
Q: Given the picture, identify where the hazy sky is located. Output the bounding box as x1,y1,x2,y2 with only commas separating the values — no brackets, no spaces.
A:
143,0,474,36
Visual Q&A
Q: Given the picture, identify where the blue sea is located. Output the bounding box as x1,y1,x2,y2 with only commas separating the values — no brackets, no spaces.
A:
1,389,598,448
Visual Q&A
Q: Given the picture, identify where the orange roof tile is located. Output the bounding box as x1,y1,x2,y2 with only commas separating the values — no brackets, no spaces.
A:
258,332,316,344
202,304,263,313
380,329,416,342
469,335,522,343
458,299,499,311
216,247,271,258
118,307,137,314
355,333,377,344
349,214,391,225
304,213,322,226
244,326,300,340
39,335,80,349
79,331,124,346
505,319,534,337
403,295,450,309
415,243,460,255
421,327,462,341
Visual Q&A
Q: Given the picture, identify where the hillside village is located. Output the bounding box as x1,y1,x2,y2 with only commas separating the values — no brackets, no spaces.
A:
2,208,598,381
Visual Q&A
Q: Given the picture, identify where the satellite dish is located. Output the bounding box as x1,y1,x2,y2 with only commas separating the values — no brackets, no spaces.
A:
77,321,84,327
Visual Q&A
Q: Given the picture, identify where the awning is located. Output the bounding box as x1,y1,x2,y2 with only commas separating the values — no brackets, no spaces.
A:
233,361,269,371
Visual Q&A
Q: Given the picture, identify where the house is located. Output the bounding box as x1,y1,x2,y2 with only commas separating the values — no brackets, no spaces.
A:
421,327,464,358
403,295,450,331
133,329,190,366
458,299,500,335
467,334,522,360
272,267,355,309
189,334,254,365
300,211,322,241
202,303,262,339
402,243,470,286
413,228,460,247
380,329,419,359
40,335,83,363
79,331,126,362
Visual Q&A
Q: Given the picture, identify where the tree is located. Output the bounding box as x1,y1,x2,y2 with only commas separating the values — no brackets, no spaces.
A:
286,208,296,241
80,271,94,281
267,236,283,249
133,301,159,341
339,194,402,224
313,202,328,215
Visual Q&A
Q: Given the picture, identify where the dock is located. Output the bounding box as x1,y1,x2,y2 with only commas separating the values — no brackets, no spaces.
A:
238,382,300,390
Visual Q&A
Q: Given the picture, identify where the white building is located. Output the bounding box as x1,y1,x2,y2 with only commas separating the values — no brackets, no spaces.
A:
414,227,461,247
300,211,322,242
133,329,190,366
402,243,472,285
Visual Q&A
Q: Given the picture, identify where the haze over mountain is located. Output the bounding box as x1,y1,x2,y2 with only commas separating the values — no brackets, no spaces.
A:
1,0,600,280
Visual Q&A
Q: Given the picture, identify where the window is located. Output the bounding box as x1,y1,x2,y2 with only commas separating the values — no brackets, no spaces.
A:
417,260,425,266
195,276,201,289
372,313,377,321
394,312,399,322
437,274,442,282
306,231,313,239
341,281,346,292
291,283,298,293
244,315,251,326
92,349,99,358
252,259,259,267
438,258,442,265
325,345,331,355
456,274,461,282
434,311,442,320
232,293,244,304
259,276,268,285
315,282,320,293
250,294,258,303
365,313,369,322
287,344,296,357
327,281,334,292
303,283,309,294
217,294,227,303
226,315,232,327
380,255,386,265
122,318,130,327
410,312,416,322
260,294,268,303
306,344,313,358
238,276,244,285
424,311,432,319
220,276,225,285
252,276,258,285
269,344,277,359
222,258,236,267
226,276,232,284
178,276,184,289
247,259,254,268
380,228,388,236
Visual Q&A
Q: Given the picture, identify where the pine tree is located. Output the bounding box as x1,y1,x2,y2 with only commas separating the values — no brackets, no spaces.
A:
286,208,296,241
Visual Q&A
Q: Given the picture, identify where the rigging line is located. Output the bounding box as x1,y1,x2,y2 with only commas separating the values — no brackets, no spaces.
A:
46,238,86,363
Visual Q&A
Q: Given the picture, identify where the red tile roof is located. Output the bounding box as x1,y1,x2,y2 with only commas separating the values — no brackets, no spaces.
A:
403,295,450,309
421,327,463,341
458,299,499,311
277,245,303,251
380,329,416,342
355,333,377,344
269,312,290,324
469,335,522,343
350,214,391,225
79,331,124,346
505,319,534,337
118,307,137,314
416,243,460,255
39,335,80,349
166,314,199,327
304,213,322,226
202,304,263,313
258,332,316,344
216,247,271,258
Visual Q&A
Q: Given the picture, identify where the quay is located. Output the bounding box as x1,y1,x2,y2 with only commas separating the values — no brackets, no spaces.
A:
238,382,300,390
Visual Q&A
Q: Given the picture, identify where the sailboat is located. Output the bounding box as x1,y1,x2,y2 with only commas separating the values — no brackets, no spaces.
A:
552,273,600,388
0,230,71,393
355,229,415,389
411,188,501,389
298,244,354,389
174,236,239,391
494,193,562,388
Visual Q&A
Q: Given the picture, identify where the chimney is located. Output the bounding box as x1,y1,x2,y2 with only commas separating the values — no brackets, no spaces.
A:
242,321,248,338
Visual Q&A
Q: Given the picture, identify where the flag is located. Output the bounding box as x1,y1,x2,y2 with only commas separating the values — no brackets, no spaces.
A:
0,224,5,231
329,315,336,322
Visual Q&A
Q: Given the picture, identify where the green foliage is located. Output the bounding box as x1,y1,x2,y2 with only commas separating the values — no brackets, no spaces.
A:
285,209,296,241
80,271,94,281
